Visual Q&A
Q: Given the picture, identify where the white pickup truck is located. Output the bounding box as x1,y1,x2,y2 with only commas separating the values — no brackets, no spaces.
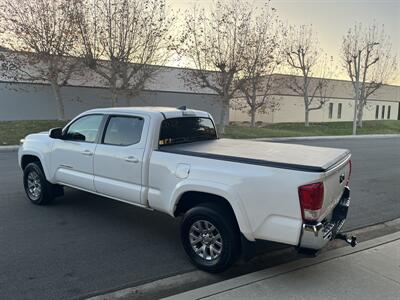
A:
18,106,355,272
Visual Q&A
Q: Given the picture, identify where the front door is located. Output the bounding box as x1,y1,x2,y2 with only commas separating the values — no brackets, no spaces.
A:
93,114,147,204
51,114,104,191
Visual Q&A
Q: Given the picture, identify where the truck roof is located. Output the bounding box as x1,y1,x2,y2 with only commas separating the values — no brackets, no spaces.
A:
86,106,211,119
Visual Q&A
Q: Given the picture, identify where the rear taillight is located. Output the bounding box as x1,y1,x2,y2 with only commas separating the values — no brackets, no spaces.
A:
346,160,352,186
298,182,324,221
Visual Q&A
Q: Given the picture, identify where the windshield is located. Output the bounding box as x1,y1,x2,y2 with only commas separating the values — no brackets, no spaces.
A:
159,117,217,146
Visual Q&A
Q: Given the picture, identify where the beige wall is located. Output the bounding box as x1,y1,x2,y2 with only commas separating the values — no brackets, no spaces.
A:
230,96,399,123
230,78,400,123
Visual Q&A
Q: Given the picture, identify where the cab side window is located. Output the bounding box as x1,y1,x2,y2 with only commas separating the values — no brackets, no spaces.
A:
103,116,144,146
64,115,103,143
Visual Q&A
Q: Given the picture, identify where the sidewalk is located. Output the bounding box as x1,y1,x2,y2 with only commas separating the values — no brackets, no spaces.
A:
164,232,400,300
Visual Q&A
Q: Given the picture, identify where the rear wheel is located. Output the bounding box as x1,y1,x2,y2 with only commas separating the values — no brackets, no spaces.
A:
23,162,55,205
181,203,240,273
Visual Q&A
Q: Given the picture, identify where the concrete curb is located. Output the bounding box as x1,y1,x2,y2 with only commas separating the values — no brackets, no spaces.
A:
0,145,19,152
163,231,400,300
253,133,400,141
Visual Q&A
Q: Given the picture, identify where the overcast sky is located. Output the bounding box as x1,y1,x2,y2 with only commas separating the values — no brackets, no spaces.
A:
168,0,400,85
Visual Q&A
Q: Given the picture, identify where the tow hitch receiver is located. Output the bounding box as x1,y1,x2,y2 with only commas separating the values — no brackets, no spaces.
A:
335,233,357,247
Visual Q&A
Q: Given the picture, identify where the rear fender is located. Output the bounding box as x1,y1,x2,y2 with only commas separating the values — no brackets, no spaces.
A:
170,180,255,241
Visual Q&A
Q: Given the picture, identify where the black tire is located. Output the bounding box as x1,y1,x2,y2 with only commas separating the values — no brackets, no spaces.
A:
23,162,55,205
181,202,241,273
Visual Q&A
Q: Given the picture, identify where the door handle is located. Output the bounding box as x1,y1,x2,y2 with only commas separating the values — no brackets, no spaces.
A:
81,149,93,156
125,156,139,163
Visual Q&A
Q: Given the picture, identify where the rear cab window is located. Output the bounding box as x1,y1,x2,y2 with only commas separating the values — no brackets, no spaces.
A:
159,117,217,146
102,116,144,146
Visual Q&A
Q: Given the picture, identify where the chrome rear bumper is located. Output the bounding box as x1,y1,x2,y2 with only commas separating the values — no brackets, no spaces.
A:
299,187,351,250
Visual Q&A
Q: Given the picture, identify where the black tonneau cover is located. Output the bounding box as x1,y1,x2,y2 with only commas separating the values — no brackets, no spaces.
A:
158,139,350,173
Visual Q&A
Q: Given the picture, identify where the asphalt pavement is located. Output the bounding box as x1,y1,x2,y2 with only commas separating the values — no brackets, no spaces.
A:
0,136,399,299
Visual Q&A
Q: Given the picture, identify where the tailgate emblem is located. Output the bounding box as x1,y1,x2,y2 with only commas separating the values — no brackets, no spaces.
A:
339,173,345,184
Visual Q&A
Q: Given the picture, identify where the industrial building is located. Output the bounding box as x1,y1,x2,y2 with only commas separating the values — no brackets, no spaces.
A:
1,50,398,123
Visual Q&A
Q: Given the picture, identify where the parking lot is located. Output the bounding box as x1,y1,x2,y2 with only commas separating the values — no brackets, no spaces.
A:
0,136,399,299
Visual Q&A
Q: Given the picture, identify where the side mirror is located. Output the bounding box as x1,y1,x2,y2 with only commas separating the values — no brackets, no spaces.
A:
49,127,64,139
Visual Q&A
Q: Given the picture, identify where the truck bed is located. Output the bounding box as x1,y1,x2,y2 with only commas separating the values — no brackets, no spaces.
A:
159,138,350,172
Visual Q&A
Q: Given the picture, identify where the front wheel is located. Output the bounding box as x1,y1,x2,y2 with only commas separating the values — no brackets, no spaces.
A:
23,162,54,205
181,203,240,273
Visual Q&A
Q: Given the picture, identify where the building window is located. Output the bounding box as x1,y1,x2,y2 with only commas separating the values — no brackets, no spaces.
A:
387,106,391,119
337,103,342,119
381,105,385,119
375,105,379,119
328,103,333,119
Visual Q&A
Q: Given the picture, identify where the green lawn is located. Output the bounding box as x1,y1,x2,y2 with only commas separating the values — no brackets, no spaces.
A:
224,120,400,139
0,119,399,145
0,120,69,146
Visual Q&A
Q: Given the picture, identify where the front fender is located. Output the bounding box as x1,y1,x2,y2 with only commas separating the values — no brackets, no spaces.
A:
19,138,54,182
169,179,255,241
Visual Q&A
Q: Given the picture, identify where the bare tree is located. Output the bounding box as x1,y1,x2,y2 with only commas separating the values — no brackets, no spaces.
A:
284,25,332,127
0,47,17,80
342,22,397,133
178,0,252,134
0,0,81,120
77,0,173,107
237,4,282,127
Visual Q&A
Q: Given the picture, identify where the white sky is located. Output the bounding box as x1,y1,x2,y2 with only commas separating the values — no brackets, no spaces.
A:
167,0,400,85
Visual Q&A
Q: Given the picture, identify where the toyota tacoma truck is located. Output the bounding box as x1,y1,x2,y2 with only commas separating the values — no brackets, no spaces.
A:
18,106,354,272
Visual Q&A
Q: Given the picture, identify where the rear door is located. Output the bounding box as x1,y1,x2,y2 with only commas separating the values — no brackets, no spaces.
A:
51,114,104,191
93,114,148,204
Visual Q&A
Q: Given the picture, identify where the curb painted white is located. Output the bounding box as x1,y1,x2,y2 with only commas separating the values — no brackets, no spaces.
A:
163,231,400,300
0,145,19,151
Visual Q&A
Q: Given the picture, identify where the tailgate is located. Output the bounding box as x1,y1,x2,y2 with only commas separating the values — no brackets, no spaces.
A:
320,154,352,220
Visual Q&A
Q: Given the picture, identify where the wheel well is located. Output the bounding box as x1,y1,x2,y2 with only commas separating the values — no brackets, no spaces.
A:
21,155,41,170
174,191,240,230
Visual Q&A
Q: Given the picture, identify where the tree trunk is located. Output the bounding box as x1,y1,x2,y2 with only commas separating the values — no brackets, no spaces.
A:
304,109,310,127
110,78,118,107
111,88,118,107
250,108,256,128
111,90,118,107
357,102,364,128
50,81,65,120
218,99,230,135
304,89,310,126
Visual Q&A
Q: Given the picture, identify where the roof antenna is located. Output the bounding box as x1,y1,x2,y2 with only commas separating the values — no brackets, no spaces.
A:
178,105,187,110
